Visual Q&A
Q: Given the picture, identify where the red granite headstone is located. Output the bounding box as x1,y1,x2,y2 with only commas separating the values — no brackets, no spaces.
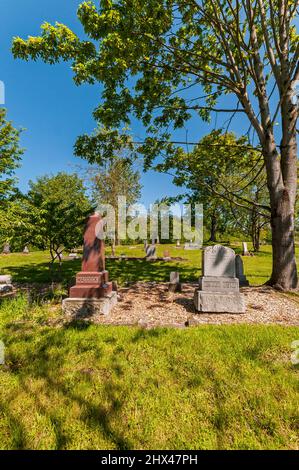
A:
69,213,113,299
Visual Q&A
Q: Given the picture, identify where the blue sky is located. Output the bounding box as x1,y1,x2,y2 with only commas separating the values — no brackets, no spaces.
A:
1,0,250,206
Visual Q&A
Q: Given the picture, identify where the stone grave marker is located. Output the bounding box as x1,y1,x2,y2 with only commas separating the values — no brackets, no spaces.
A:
168,272,181,293
146,244,157,260
23,246,30,254
2,243,10,254
235,255,249,287
0,274,13,294
242,242,249,256
62,213,117,318
194,244,245,313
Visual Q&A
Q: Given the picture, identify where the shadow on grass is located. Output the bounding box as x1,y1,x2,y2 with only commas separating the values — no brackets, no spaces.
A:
3,258,200,286
5,328,133,450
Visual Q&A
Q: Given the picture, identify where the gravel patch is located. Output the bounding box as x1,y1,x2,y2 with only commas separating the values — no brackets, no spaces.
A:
93,282,299,328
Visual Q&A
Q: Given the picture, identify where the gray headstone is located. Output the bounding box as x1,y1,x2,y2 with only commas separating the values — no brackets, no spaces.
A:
23,246,29,254
0,284,13,294
2,243,10,254
146,245,156,258
170,272,180,283
235,255,249,287
194,244,246,313
184,242,201,250
203,245,236,277
169,271,181,293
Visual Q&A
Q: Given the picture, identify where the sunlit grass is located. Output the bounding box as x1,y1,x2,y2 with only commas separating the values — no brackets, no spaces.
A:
0,243,279,286
0,296,298,450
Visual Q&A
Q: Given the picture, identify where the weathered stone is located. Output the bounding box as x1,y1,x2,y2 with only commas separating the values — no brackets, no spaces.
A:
194,290,245,313
68,253,79,259
168,282,182,293
203,245,236,277
242,242,249,256
2,243,10,254
146,245,157,259
168,272,181,292
198,276,239,292
65,212,117,313
23,246,29,254
184,243,201,250
0,284,13,294
235,255,250,287
170,272,180,283
63,291,117,318
194,244,245,314
0,275,12,284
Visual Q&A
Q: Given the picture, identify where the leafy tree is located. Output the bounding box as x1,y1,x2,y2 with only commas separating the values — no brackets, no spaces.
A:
0,108,23,200
12,1,299,289
87,156,142,250
158,130,269,248
25,173,92,265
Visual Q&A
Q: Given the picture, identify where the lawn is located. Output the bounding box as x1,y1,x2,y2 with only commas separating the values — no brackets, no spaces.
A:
0,243,275,286
0,296,298,450
0,244,298,450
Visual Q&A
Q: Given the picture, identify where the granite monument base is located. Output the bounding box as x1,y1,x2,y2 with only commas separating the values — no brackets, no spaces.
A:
63,291,118,318
194,289,245,313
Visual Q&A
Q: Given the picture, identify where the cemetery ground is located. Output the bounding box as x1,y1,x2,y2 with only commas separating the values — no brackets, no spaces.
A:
0,243,298,449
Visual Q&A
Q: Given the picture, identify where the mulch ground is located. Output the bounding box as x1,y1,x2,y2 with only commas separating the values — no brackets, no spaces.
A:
3,282,299,328
93,282,299,328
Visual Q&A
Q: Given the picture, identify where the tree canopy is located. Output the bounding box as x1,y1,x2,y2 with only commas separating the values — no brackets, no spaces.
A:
12,1,299,288
0,108,23,200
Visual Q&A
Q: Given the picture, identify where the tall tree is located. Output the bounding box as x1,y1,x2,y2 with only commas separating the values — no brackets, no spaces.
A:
12,1,299,289
26,173,92,265
159,130,269,248
0,108,23,200
87,156,142,249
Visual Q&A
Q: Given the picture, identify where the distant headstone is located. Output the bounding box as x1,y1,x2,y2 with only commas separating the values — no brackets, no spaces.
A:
163,250,171,260
23,246,29,254
0,275,12,284
194,245,245,313
2,243,10,254
169,272,181,293
176,240,180,247
184,242,201,250
68,253,79,260
242,242,249,256
0,274,13,295
235,255,249,287
146,245,157,259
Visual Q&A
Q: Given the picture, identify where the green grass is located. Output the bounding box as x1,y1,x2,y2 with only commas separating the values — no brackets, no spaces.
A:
0,243,277,286
0,297,298,450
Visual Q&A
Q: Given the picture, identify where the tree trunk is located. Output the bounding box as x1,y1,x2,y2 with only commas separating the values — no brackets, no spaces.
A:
209,213,217,242
269,193,297,289
264,105,298,289
251,221,260,253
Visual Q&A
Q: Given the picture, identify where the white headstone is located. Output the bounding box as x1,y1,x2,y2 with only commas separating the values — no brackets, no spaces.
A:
242,242,249,256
